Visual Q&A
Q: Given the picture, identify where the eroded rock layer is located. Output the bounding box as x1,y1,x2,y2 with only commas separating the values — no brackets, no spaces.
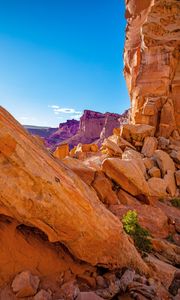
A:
0,106,147,278
124,0,180,138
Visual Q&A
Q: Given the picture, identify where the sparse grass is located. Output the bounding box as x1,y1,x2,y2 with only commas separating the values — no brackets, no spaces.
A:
122,210,152,253
170,198,180,208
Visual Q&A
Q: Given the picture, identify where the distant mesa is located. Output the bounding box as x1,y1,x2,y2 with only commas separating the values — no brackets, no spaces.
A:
24,109,129,150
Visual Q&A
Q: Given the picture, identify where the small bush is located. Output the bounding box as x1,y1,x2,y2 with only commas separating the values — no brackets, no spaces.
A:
122,210,152,253
170,198,180,208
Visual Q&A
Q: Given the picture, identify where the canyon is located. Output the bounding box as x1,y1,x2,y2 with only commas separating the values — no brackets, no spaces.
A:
0,1,180,299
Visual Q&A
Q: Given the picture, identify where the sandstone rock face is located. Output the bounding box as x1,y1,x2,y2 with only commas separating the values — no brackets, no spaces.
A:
124,0,180,138
53,143,69,159
0,107,147,272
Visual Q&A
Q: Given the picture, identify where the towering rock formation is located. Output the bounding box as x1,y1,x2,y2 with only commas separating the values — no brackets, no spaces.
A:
124,0,180,138
58,110,128,148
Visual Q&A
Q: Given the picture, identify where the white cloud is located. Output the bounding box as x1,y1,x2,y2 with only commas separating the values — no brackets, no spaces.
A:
48,105,59,109
49,105,82,116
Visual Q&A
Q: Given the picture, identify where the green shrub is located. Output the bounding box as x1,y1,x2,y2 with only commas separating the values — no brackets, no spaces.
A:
122,210,152,253
170,198,180,208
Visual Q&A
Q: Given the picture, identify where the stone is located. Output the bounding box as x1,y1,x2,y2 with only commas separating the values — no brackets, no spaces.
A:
121,124,155,143
92,171,119,205
142,157,155,170
101,138,123,156
63,157,95,186
164,170,177,197
153,150,175,177
158,137,169,151
59,281,80,300
117,189,139,206
34,289,52,300
148,167,161,178
170,150,180,164
77,292,104,300
53,144,69,159
148,177,167,198
151,238,180,266
102,158,150,197
175,170,180,187
11,270,40,298
122,149,143,160
0,106,148,272
145,255,177,288
141,137,157,158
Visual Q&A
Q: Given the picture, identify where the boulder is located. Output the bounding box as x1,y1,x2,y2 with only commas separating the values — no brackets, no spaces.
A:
101,138,123,156
53,144,69,159
142,157,155,170
148,178,167,198
102,158,150,197
0,106,148,271
153,150,175,177
141,137,157,158
77,292,104,300
92,171,119,205
122,149,143,160
121,124,155,143
145,255,177,288
11,271,40,298
170,150,180,164
148,167,161,178
34,289,52,300
175,170,180,187
63,157,95,186
164,170,176,197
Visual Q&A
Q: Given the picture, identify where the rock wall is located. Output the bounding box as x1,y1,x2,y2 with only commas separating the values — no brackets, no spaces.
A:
124,0,180,139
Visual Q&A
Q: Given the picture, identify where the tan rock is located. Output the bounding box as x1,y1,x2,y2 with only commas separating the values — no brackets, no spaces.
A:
117,189,139,206
152,238,180,266
148,167,161,178
148,177,167,198
145,255,177,288
11,270,40,297
0,106,148,271
63,157,95,186
164,170,176,197
175,170,180,187
141,137,157,158
90,144,99,152
53,144,69,159
101,138,123,157
122,149,143,160
77,292,104,300
34,289,52,300
121,124,155,143
92,171,119,205
142,157,155,170
153,150,175,177
170,150,180,164
102,158,149,197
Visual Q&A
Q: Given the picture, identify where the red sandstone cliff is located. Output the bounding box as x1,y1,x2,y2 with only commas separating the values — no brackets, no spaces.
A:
124,0,180,138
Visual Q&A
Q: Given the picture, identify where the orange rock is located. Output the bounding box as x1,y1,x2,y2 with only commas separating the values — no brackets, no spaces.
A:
92,171,119,205
53,144,69,159
141,137,158,158
164,170,177,197
102,158,150,197
153,150,176,177
0,106,148,273
121,124,155,143
148,177,167,198
148,167,161,178
63,157,96,186
175,170,180,187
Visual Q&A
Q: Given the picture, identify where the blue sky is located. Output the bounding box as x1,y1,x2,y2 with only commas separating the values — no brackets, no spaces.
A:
0,0,130,127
